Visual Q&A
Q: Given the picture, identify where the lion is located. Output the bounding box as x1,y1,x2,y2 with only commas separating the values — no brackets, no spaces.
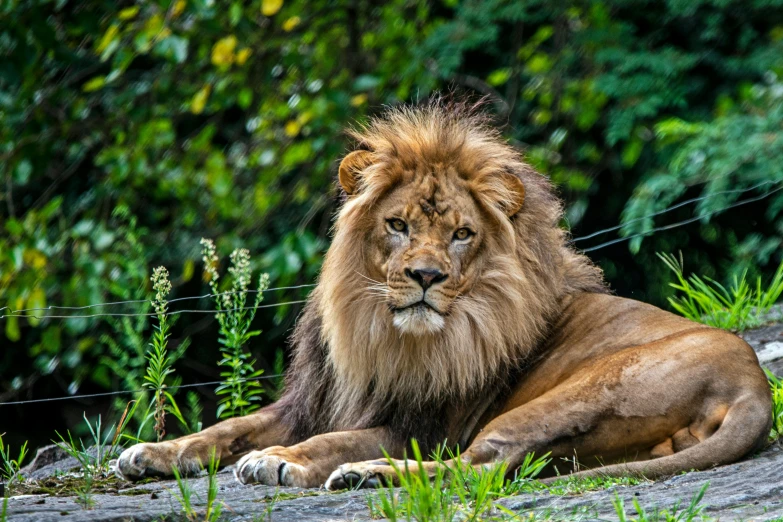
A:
116,100,771,489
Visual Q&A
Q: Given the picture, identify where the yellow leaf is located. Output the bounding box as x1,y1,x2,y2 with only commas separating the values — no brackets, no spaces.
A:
27,287,46,327
5,315,20,342
235,48,251,65
118,6,139,20
96,24,119,54
23,248,48,269
172,0,186,18
191,84,212,114
282,16,300,31
211,35,237,67
284,120,301,137
183,259,195,282
261,0,283,16
350,94,368,107
82,76,105,92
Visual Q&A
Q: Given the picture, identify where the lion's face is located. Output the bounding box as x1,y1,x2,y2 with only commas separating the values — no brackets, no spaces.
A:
314,103,600,411
365,171,486,334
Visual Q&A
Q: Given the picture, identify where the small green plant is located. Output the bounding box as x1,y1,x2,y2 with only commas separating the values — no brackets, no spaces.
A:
612,482,711,521
0,433,28,487
144,266,177,441
172,447,223,522
659,253,783,331
75,472,95,510
367,440,551,522
54,413,126,476
1,495,8,522
252,492,278,522
536,474,646,496
201,239,270,419
767,369,783,442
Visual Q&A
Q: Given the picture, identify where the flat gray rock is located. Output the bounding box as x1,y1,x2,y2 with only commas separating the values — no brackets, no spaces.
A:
6,318,783,521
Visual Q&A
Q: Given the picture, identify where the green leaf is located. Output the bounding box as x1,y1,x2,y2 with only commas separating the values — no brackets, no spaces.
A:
82,76,106,92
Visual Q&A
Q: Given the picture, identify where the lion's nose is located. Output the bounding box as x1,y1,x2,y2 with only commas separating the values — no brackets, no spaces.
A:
405,268,447,290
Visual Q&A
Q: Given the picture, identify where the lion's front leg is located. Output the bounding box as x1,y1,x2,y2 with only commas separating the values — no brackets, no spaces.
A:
116,405,290,481
235,427,400,488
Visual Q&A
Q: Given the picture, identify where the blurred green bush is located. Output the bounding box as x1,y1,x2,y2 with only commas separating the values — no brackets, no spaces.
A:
2,0,783,443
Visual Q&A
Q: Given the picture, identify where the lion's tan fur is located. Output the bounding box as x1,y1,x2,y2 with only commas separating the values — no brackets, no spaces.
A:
316,102,604,427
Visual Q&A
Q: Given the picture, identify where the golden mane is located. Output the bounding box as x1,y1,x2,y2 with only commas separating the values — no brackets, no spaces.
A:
309,101,606,430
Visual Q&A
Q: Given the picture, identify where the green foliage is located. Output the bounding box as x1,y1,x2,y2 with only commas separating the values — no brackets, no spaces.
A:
367,440,551,521
202,239,270,419
623,78,783,259
612,483,711,522
0,433,28,487
659,253,783,331
767,370,783,442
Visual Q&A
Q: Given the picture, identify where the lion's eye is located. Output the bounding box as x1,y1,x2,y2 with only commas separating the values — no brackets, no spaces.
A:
387,219,408,233
453,227,473,241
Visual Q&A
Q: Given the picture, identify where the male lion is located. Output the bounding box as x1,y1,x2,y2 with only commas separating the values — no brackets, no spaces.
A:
117,101,771,489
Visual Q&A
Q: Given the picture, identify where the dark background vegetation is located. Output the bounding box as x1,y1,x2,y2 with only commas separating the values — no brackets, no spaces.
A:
2,0,783,453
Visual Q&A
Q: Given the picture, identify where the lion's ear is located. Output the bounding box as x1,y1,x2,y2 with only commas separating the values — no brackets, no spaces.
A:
479,171,526,217
338,150,375,195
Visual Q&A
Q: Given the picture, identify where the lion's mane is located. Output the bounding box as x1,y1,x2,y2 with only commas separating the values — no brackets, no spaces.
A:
276,100,605,450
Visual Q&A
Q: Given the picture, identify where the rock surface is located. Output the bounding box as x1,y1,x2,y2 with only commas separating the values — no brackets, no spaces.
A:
6,320,783,522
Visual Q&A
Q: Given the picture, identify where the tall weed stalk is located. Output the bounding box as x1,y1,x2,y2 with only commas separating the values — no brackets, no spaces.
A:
144,266,176,441
201,239,270,419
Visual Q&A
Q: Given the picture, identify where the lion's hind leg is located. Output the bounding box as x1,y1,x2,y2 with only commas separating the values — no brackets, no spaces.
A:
544,395,770,482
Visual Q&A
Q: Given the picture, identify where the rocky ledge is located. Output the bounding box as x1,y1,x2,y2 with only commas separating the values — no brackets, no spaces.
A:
5,319,783,522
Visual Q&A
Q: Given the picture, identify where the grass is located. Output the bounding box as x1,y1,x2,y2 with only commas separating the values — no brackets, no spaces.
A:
659,252,783,331
171,447,223,522
366,442,713,521
0,433,28,487
366,440,551,521
767,369,783,442
53,412,127,476
201,239,270,419
539,474,646,496
74,473,95,510
612,483,711,521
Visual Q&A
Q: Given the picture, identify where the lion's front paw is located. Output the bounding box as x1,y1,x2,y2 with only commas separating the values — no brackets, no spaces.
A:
234,446,313,487
116,442,202,481
116,443,172,481
325,459,403,491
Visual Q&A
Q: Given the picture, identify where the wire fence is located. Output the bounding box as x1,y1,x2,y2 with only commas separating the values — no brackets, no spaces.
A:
1,180,781,407
0,374,284,407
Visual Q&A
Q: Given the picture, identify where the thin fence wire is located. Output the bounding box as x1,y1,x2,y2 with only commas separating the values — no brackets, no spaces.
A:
1,181,781,407
580,183,783,253
0,283,315,317
0,300,309,320
0,374,284,407
570,179,780,243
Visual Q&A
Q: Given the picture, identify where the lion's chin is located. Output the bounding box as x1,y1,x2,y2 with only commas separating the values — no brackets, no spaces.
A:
392,304,445,335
